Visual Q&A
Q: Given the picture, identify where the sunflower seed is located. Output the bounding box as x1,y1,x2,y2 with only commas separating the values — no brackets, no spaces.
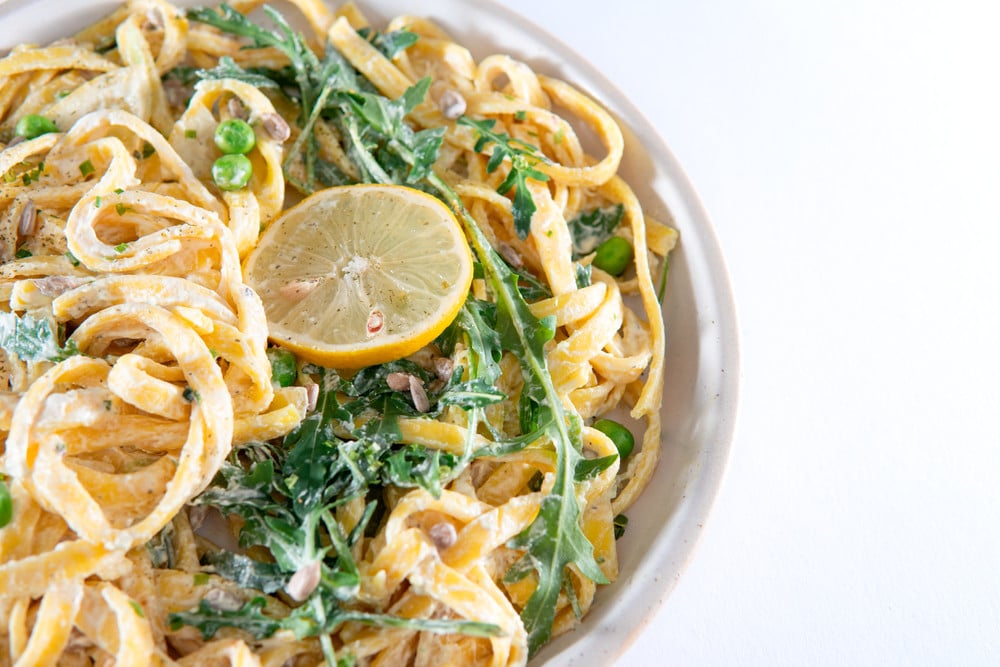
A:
304,381,319,412
438,89,467,120
285,560,321,602
386,372,413,392
17,200,37,237
433,356,454,382
428,522,457,550
31,275,89,297
262,113,290,143
227,96,246,120
498,242,523,268
409,374,430,413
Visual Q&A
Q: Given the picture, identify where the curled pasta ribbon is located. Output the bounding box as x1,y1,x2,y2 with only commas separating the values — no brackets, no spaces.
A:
169,78,286,245
6,303,232,550
346,489,537,666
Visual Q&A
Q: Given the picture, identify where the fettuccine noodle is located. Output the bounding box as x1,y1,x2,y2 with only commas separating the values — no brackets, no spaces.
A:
0,1,677,665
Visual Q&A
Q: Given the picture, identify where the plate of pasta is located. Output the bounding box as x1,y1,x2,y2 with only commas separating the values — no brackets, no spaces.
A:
0,0,739,666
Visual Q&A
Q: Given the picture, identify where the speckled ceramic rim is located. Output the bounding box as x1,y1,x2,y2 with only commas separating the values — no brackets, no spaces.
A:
0,2,741,665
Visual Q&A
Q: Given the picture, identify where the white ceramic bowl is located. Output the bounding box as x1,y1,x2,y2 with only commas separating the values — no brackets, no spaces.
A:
0,1,740,664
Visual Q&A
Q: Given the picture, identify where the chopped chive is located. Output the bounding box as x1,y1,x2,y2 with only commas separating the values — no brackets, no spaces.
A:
185,129,197,138
193,572,210,586
128,600,145,618
515,110,527,121
79,159,95,176
114,188,124,194
183,386,200,402
14,248,32,259
64,251,80,266
141,141,156,158
94,196,102,208
114,242,129,253
553,128,564,144
115,203,130,215
0,480,11,529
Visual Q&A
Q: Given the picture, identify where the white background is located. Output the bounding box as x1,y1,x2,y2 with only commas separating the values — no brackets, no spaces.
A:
497,1,1000,665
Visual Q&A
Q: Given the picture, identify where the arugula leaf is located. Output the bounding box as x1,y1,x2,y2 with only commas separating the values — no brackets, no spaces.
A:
438,298,502,386
574,454,618,482
457,116,551,239
613,513,629,540
0,311,79,363
568,204,624,258
0,480,12,529
203,551,287,594
195,56,281,89
435,378,506,410
357,27,419,60
169,597,281,639
427,176,607,656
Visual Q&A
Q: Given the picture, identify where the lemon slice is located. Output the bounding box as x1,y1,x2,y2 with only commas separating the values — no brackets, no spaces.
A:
244,184,473,368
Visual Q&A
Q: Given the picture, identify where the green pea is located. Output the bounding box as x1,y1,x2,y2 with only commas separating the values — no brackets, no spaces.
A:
267,347,297,388
212,154,253,191
214,118,256,155
14,114,58,140
593,236,633,277
593,418,635,459
0,480,12,529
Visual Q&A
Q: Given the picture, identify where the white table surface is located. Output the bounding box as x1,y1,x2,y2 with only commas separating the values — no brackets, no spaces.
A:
496,1,1000,665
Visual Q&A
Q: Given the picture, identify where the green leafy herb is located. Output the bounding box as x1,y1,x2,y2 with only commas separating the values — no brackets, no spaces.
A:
19,161,44,185
613,513,629,540
170,597,282,639
171,594,500,643
574,454,618,482
657,253,671,302
182,386,200,402
575,262,592,288
114,242,129,253
568,203,624,258
203,551,287,594
129,600,146,617
0,480,12,529
79,159,95,176
13,248,32,259
0,311,79,362
357,27,419,59
115,203,131,215
64,251,80,267
195,55,281,89
428,177,607,656
457,116,551,240
178,368,499,664
267,347,298,387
